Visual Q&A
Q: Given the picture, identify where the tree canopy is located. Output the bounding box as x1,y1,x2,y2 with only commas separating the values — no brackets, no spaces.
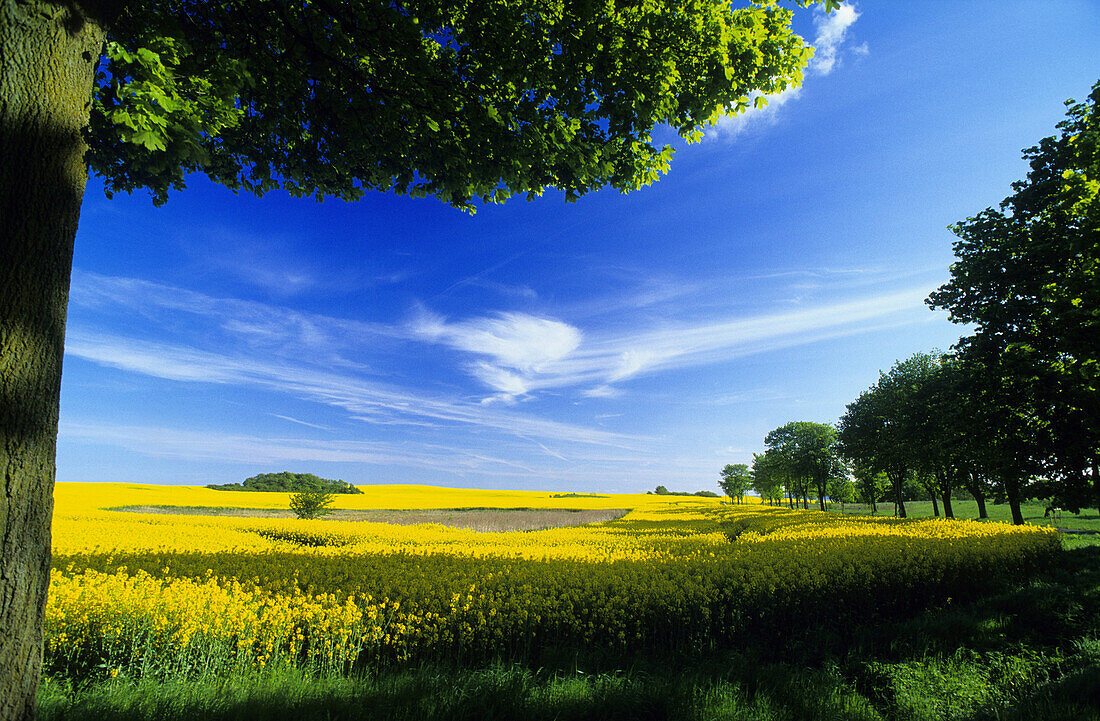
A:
762,421,842,511
750,452,785,505
928,79,1100,517
836,353,942,518
90,0,823,209
719,463,753,503
207,471,363,494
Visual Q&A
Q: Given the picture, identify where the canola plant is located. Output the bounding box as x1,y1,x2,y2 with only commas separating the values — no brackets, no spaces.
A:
47,483,1059,679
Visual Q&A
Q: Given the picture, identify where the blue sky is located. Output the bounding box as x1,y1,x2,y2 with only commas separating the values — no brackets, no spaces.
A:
58,1,1100,492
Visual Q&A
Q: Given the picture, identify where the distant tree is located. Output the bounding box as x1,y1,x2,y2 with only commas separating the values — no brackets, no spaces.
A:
913,354,962,519
209,471,362,494
851,463,888,514
289,490,336,520
955,345,1049,525
751,452,785,505
764,424,809,509
826,474,855,512
654,485,670,496
765,421,841,512
838,353,943,518
719,464,753,504
794,422,842,512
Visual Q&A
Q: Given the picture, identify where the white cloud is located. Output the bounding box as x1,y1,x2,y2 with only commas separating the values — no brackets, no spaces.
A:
413,284,935,399
59,420,730,488
471,362,530,400
412,310,582,400
69,270,398,363
608,349,660,383
63,330,645,451
64,272,933,459
809,3,861,76
59,421,536,474
569,285,930,386
582,385,621,399
713,87,802,138
269,414,332,431
414,311,581,372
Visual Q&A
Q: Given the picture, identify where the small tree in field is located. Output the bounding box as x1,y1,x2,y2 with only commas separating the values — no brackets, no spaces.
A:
719,464,753,504
290,491,336,520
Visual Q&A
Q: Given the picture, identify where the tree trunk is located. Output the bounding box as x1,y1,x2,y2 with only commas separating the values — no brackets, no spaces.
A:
968,471,988,518
975,492,987,519
1,4,108,720
1092,460,1099,517
1005,478,1025,526
941,492,953,519
889,470,907,519
929,489,940,517
937,469,955,519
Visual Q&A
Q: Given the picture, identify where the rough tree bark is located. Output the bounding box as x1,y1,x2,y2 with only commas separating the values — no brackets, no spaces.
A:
1,2,111,719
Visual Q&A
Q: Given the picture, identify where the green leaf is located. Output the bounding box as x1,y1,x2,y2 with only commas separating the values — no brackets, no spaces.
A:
131,129,166,151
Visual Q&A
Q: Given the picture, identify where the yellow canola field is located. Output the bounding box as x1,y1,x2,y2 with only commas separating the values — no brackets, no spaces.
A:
47,483,1058,680
53,481,690,513
52,482,731,561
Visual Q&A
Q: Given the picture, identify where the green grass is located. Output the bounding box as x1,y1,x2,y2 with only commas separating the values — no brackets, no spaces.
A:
837,499,1100,533
38,664,879,721
39,547,1100,721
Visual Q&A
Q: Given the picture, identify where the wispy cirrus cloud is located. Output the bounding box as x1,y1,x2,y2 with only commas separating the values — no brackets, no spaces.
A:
64,270,933,461
69,270,399,365
60,419,723,488
410,310,583,401
415,284,935,400
59,421,540,475
63,329,645,450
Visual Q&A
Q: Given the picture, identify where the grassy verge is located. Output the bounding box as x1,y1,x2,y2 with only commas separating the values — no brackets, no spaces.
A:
832,500,1100,533
39,544,1100,721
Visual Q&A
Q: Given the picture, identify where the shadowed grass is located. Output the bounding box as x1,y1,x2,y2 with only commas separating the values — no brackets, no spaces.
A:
837,500,1100,534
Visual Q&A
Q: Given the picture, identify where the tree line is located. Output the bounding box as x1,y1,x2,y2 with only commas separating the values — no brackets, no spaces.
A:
719,81,1098,524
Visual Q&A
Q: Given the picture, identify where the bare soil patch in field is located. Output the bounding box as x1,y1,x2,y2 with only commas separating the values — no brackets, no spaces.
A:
111,505,629,532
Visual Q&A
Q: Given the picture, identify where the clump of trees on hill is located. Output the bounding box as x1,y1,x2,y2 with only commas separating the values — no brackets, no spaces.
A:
208,472,362,495
650,486,720,497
